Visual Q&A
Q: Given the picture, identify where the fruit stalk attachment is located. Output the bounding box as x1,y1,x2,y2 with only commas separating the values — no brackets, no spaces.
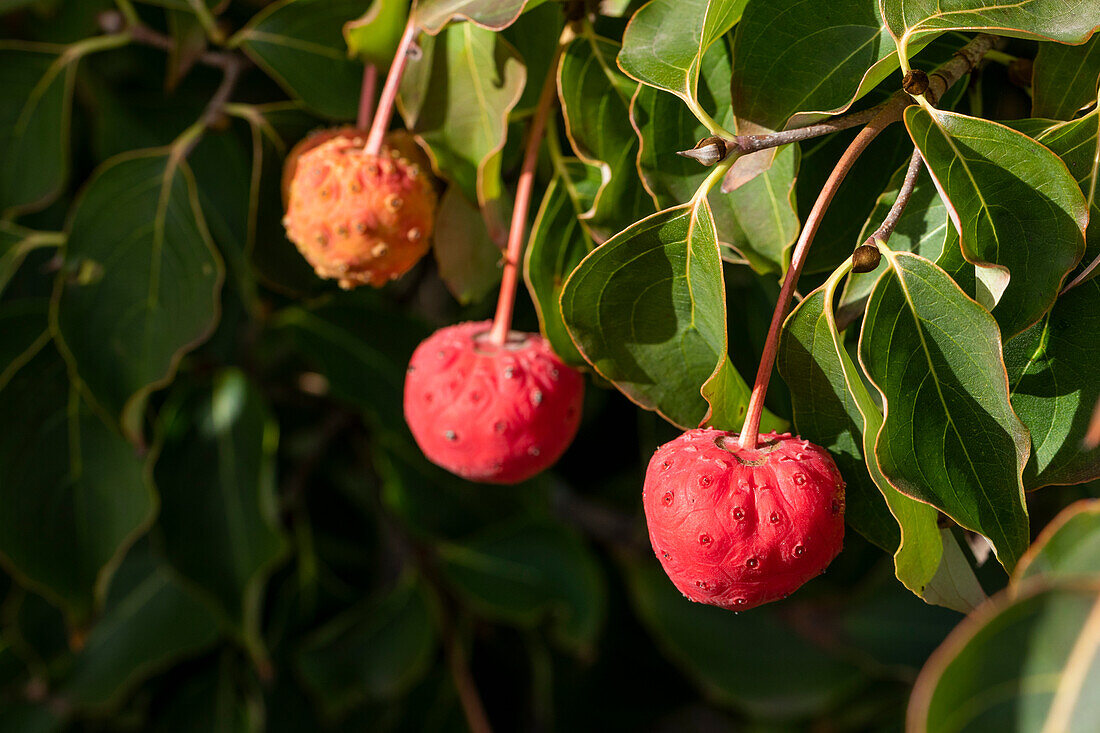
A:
487,40,567,346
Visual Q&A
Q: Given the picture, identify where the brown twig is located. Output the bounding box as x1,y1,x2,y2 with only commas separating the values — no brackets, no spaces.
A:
487,39,567,345
114,14,240,70
864,147,924,247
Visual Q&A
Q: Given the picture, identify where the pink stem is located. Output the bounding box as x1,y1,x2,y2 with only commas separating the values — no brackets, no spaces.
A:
356,64,378,130
487,44,564,346
364,18,417,156
737,101,905,449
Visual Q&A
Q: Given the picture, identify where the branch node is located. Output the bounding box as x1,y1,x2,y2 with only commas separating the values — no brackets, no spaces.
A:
902,69,930,96
852,243,882,273
677,136,729,166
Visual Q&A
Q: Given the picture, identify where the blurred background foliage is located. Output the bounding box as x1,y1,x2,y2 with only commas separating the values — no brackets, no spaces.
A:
1,0,1098,731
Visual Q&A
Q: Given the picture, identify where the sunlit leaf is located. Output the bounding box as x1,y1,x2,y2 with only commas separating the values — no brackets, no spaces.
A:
910,583,1100,733
905,107,1088,338
343,0,410,67
860,251,1030,570
618,0,747,108
1015,500,1100,583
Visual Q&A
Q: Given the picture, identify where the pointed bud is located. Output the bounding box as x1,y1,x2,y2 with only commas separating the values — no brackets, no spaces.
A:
677,136,729,167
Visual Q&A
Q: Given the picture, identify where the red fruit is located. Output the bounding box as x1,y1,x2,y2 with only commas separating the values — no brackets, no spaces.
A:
403,321,585,485
282,131,436,289
643,428,845,610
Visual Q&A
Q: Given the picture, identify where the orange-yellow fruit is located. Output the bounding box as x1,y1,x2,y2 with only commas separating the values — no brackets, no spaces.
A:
282,131,436,289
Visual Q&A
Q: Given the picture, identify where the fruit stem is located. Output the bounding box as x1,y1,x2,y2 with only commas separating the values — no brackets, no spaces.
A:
487,41,566,346
737,98,906,450
356,63,378,131
364,17,418,157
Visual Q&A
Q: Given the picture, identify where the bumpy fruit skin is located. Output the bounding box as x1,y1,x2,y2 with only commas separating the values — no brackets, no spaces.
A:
282,131,436,289
643,429,845,610
403,320,585,485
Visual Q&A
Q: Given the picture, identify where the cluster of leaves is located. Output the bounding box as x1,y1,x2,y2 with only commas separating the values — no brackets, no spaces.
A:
1,0,1099,730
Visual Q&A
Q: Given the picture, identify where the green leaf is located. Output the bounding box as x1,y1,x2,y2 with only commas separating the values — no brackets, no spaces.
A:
232,0,365,120
58,544,222,711
154,370,289,659
53,150,224,444
882,0,1100,62
560,202,744,430
0,325,155,622
415,0,532,34
0,44,74,217
0,299,50,387
622,556,865,719
0,223,62,300
860,250,1031,570
439,520,604,652
273,289,430,429
149,653,260,733
432,187,502,305
343,0,410,67
910,584,1100,733
1005,279,1100,489
618,0,747,110
1032,37,1100,120
1015,500,1100,584
523,155,600,366
631,39,798,274
298,574,438,718
905,107,1088,338
730,0,917,134
1031,110,1100,283
559,33,654,239
398,23,524,225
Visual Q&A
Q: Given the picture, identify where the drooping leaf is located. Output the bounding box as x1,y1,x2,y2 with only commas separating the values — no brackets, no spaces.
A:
148,653,259,733
1014,500,1100,584
561,202,747,430
57,544,222,711
154,370,289,658
905,107,1088,337
631,39,798,274
1005,279,1100,489
859,250,1031,570
232,0,365,120
0,326,154,622
881,0,1100,63
559,33,654,240
622,556,865,719
439,520,605,652
432,187,502,305
53,150,224,444
0,45,74,217
0,223,62,299
0,299,50,384
909,584,1100,733
1032,36,1100,120
398,23,525,229
618,0,747,108
343,0,410,67
298,574,438,718
523,155,600,366
415,0,532,34
164,9,207,92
